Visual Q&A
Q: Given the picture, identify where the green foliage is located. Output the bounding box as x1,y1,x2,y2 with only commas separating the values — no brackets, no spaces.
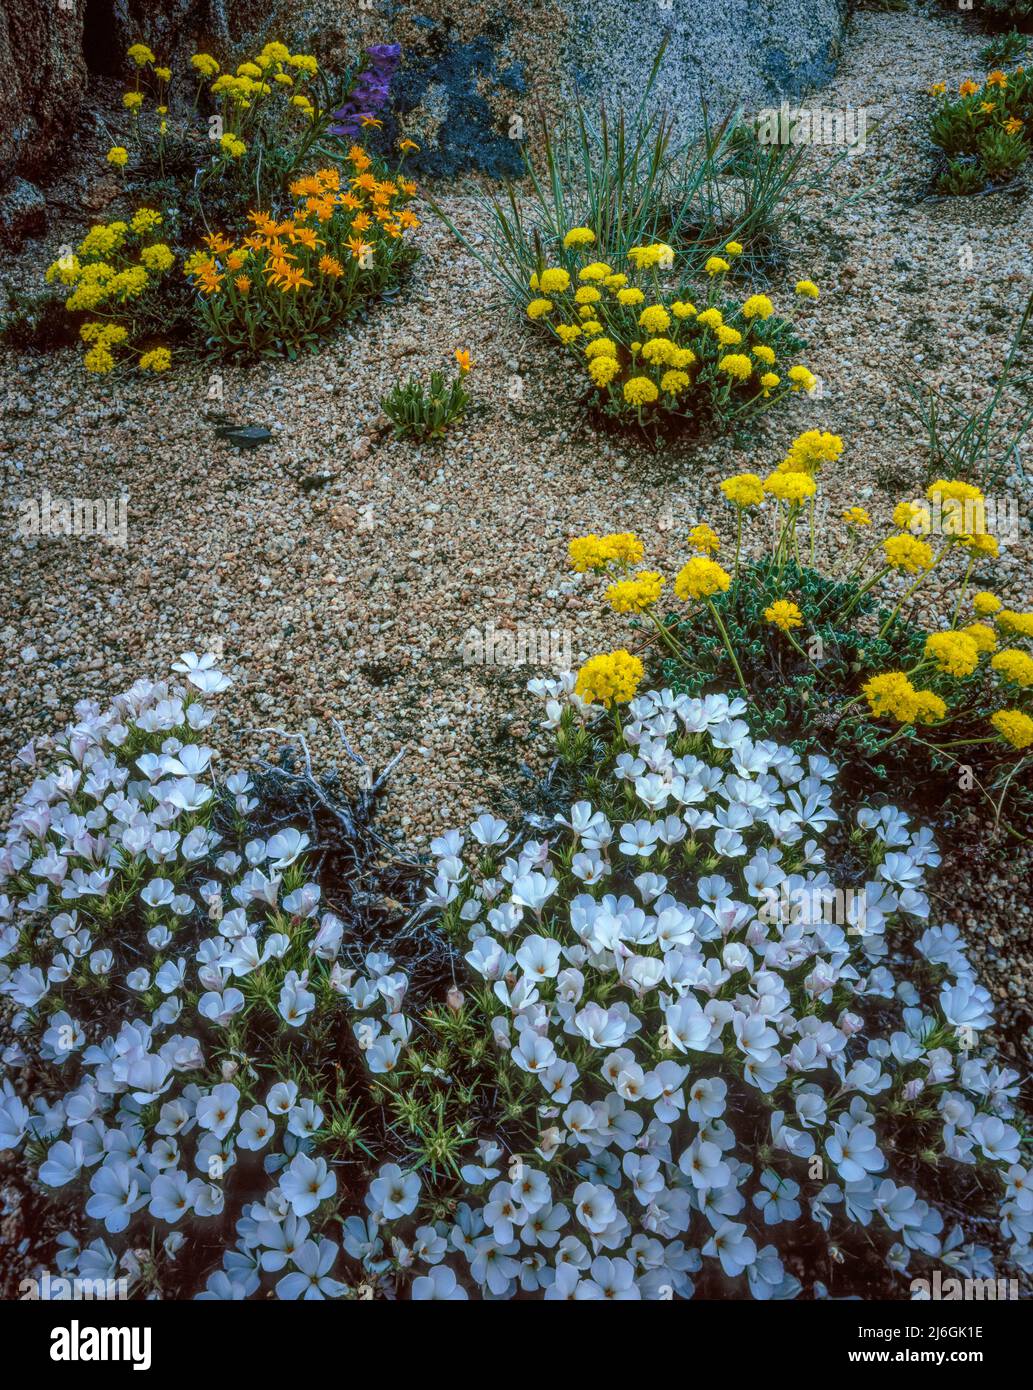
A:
380,364,473,441
0,285,82,352
979,31,1030,68
928,63,1033,193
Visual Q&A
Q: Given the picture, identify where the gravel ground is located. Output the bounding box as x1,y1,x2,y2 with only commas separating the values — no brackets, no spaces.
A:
1,5,1031,1056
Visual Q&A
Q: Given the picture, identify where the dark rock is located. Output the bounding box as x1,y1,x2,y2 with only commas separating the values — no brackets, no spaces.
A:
216,424,273,449
0,178,46,249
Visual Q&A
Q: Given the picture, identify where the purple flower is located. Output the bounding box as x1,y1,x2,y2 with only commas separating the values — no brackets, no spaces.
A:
329,45,401,138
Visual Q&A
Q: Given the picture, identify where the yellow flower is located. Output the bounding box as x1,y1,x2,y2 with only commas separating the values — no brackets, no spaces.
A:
742,294,774,319
579,262,613,281
585,337,618,360
788,365,817,393
154,67,171,82
883,534,934,574
863,671,919,722
913,691,947,724
718,353,752,380
992,709,1033,749
563,227,596,249
724,241,743,256
588,355,620,388
924,631,979,678
705,256,730,276
759,372,780,397
127,43,156,67
140,242,174,273
568,532,643,572
131,208,162,234
671,301,696,318
674,557,731,601
106,146,129,167
220,134,247,158
959,80,979,97
616,287,645,306
555,324,582,345
763,471,816,503
696,308,722,330
660,370,690,395
997,610,1033,638
781,430,843,474
973,591,1002,616
455,349,473,374
83,345,115,374
575,651,644,707
764,600,803,631
539,267,571,294
641,338,676,365
606,571,665,613
795,280,820,299
893,501,931,533
1004,116,1024,136
986,69,1008,87
926,478,984,506
992,649,1033,687
191,53,220,76
752,344,776,366
123,91,144,111
720,473,764,508
139,347,172,372
575,286,601,305
526,298,553,320
627,243,672,270
638,305,671,334
962,623,997,653
960,531,999,557
930,82,946,97
842,506,871,526
624,376,659,406
716,325,743,346
687,523,720,556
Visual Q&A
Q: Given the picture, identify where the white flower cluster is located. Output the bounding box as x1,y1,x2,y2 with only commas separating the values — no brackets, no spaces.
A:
356,684,1030,1299
0,655,409,1300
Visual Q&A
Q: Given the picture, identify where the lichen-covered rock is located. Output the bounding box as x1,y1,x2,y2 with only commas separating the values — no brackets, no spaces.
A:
0,178,47,249
0,1,87,185
304,0,847,178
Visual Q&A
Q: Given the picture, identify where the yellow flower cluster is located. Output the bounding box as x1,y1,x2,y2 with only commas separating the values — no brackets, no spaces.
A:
764,600,803,631
523,234,819,427
574,650,644,707
568,532,644,573
862,672,946,725
606,571,665,613
674,557,731,601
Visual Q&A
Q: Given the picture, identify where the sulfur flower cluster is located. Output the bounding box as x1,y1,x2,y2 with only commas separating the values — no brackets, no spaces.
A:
524,232,820,432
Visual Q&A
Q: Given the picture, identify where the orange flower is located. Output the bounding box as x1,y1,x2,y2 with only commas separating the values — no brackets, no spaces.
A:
272,265,313,292
348,145,372,171
247,211,278,235
227,250,247,270
316,168,340,190
346,236,373,262
234,275,251,293
291,225,322,250
979,101,996,113
929,82,946,96
360,116,383,129
318,254,344,278
196,266,224,295
986,69,1008,87
397,177,417,197
398,209,420,230
352,172,378,194
203,232,234,255
352,212,372,232
959,80,979,97
338,192,362,212
398,138,419,153
455,349,472,374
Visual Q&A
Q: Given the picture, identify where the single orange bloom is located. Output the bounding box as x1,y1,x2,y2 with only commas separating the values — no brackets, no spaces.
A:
319,254,344,277
227,250,247,270
291,225,322,249
352,211,372,232
203,232,234,255
986,69,1008,87
1004,116,1024,134
316,167,340,189
398,138,419,153
352,172,378,193
346,236,373,262
234,275,251,293
348,145,372,171
338,192,362,211
397,177,417,197
959,80,979,97
398,209,420,230
979,101,996,113
360,116,383,129
455,349,472,374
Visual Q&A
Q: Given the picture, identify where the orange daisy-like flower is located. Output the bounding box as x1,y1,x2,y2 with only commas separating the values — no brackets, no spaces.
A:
397,177,417,197
398,138,419,153
291,225,322,250
352,211,372,232
959,80,979,97
381,222,402,239
247,211,278,235
360,116,383,129
979,101,996,113
348,145,372,171
455,349,472,374
346,235,373,262
318,254,344,278
227,250,248,271
316,168,340,190
398,209,420,230
986,69,1008,87
273,265,313,292
196,266,224,295
1004,116,1024,135
203,232,234,255
234,275,251,293
352,172,379,194
338,192,362,212
289,175,321,197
